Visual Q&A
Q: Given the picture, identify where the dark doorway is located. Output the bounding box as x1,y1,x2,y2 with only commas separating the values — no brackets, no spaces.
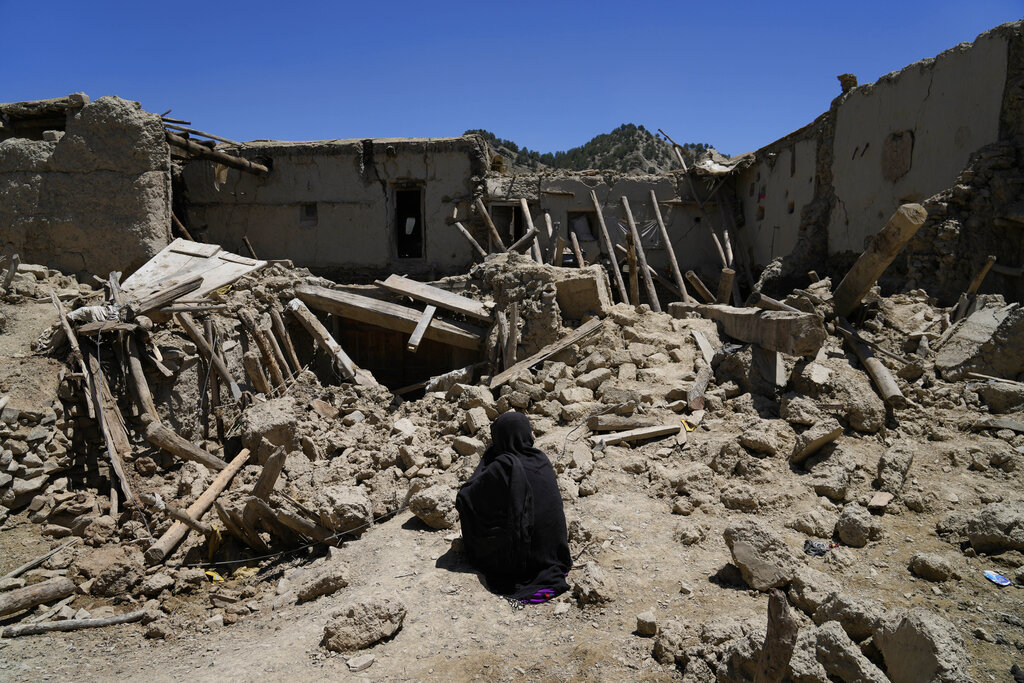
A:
490,204,527,245
395,187,424,258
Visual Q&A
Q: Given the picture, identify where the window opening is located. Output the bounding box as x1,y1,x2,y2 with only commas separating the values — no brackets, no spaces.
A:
300,203,318,227
395,188,424,259
567,212,597,241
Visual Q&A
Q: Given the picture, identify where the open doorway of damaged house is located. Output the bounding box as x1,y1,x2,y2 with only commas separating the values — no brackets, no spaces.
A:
395,186,424,259
490,203,527,245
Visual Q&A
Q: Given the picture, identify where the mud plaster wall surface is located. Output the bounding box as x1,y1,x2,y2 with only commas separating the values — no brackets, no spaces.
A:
827,27,1009,254
484,172,723,280
0,96,172,277
182,137,489,278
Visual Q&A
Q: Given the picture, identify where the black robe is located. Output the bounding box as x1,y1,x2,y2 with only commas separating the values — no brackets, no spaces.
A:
455,411,572,600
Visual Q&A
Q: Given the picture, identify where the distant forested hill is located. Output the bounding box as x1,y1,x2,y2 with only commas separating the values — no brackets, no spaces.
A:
464,124,715,174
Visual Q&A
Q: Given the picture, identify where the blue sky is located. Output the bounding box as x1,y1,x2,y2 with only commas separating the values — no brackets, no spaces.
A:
3,0,1021,155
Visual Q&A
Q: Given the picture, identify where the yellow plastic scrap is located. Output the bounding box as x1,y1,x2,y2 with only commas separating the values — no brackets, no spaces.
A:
232,566,259,580
681,418,696,432
205,570,225,583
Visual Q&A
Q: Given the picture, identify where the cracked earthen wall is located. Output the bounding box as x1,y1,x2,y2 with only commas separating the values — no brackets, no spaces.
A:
181,136,490,279
0,96,172,276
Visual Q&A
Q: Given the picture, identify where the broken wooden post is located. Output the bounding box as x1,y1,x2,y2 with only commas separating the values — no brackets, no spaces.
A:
272,505,338,544
621,196,661,312
615,244,685,301
953,254,997,322
176,312,242,401
125,335,160,422
569,231,585,268
591,424,681,447
716,268,735,304
50,289,96,418
518,199,542,263
215,501,269,551
407,305,436,353
453,220,488,259
685,270,716,304
286,297,376,386
590,189,629,303
1,609,147,638
165,132,269,175
0,577,76,619
837,320,907,408
832,203,927,318
550,236,566,266
242,351,272,394
251,448,286,501
687,362,714,410
85,346,137,510
506,227,539,254
238,309,287,390
807,270,820,283
270,306,302,375
171,213,196,242
650,189,691,302
140,492,215,537
474,197,506,251
626,236,639,306
242,235,258,260
145,448,251,564
490,318,603,389
377,274,492,322
504,302,520,370
543,211,556,261
143,419,227,471
754,589,799,683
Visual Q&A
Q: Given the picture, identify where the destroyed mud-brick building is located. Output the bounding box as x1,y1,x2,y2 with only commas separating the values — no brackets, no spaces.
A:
0,20,1023,683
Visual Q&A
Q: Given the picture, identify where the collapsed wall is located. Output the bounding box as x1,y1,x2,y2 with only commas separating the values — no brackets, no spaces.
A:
0,95,172,277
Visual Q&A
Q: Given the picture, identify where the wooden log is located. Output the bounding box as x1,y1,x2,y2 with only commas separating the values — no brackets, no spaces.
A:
490,318,603,389
238,310,286,390
650,189,691,302
807,270,820,283
621,196,661,312
550,236,566,266
716,268,736,305
685,271,716,304
242,235,258,260
543,212,556,260
453,221,488,259
953,255,998,322
590,190,629,303
506,227,539,254
143,420,226,471
251,448,286,501
832,203,928,318
407,305,436,353
518,199,541,262
494,310,509,370
145,448,250,564
0,577,75,618
85,347,137,509
377,274,492,322
691,330,716,367
614,244,686,301
474,197,507,251
754,589,800,683
215,501,268,552
671,303,827,358
753,293,801,314
264,320,291,381
126,335,159,422
242,350,272,394
1,609,146,638
139,492,214,537
163,122,240,145
270,307,302,375
626,237,639,305
286,298,358,382
165,132,269,175
49,289,96,419
176,312,242,401
295,285,482,351
687,363,714,411
569,231,585,268
274,506,338,544
837,321,907,408
591,424,681,447
171,213,197,242
0,539,78,582
243,496,297,544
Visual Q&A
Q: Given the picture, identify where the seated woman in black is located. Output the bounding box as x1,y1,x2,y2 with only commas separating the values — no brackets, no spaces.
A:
455,411,572,604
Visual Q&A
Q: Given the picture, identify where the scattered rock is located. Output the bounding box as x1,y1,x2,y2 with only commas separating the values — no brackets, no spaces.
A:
876,609,972,683
723,519,801,591
346,654,375,672
408,484,457,530
321,599,406,651
791,419,844,465
964,501,1024,553
297,564,349,602
877,441,915,494
835,504,881,547
572,561,615,605
908,553,957,582
636,610,657,637
311,485,373,536
815,621,889,683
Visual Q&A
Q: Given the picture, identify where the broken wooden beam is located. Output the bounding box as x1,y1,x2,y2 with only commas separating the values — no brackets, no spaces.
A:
165,132,269,175
407,305,436,353
837,321,907,408
569,231,585,268
953,254,997,322
519,199,543,263
295,285,483,351
0,539,78,582
49,289,95,419
140,493,215,537
832,203,927,318
506,227,539,254
270,306,302,375
176,312,242,401
550,236,566,266
614,243,686,301
753,293,801,314
586,414,656,432
377,273,491,322
474,197,507,251
238,309,287,390
622,196,661,312
669,303,827,358
132,276,203,316
591,424,681,447
716,268,735,305
0,577,76,619
626,237,639,305
685,271,716,304
286,298,360,382
145,448,251,564
687,362,714,411
242,350,273,394
453,220,488,259
590,189,629,303
143,419,227,471
1,609,146,638
125,335,160,422
490,318,603,389
650,189,690,302
85,346,137,510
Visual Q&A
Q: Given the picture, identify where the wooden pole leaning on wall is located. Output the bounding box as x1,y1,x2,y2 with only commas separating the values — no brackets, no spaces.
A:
626,237,640,306
474,198,506,251
650,189,691,302
685,270,716,304
590,190,629,303
518,199,543,263
569,232,585,268
165,132,269,175
550,236,566,266
453,221,488,259
145,448,251,564
621,196,661,313
171,213,197,242
614,244,686,301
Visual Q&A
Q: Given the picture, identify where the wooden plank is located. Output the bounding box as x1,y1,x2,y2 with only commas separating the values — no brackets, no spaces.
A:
490,318,603,389
621,196,661,312
475,197,507,251
407,305,436,353
295,284,483,351
377,274,491,322
590,190,629,302
691,330,716,367
650,189,691,302
239,310,286,390
591,424,681,447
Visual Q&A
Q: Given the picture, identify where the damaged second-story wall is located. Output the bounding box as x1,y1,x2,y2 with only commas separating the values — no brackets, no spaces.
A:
0,95,172,277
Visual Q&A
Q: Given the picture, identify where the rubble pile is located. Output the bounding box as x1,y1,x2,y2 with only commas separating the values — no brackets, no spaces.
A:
1,216,1023,680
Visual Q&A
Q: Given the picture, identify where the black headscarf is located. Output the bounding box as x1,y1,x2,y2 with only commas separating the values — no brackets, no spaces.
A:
455,412,571,600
